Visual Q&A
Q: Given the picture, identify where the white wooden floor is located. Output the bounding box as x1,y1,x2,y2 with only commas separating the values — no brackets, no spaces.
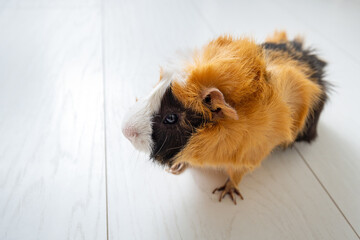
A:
0,0,359,239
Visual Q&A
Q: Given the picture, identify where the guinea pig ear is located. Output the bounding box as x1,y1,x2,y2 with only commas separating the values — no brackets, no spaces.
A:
201,88,238,120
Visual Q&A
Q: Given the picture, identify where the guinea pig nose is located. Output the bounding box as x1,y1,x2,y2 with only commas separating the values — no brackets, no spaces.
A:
123,126,139,139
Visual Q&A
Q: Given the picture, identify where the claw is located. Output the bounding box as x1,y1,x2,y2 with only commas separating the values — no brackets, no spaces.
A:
234,187,244,200
220,190,227,201
212,179,244,205
229,191,236,205
212,186,225,194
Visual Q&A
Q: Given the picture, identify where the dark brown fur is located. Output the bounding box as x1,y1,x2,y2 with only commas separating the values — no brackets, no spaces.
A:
262,40,329,142
150,87,205,166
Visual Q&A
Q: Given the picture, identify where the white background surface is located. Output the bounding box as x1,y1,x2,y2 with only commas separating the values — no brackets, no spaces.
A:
0,0,359,239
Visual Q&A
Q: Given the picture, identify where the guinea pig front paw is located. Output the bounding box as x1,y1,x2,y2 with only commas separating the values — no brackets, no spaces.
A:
212,179,244,205
166,162,188,175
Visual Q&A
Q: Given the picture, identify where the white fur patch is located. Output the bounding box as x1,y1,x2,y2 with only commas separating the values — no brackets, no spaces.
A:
122,100,154,153
122,49,194,154
122,70,175,153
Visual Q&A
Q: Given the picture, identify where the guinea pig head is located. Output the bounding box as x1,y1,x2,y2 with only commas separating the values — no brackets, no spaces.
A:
121,70,207,166
122,78,239,167
122,36,265,167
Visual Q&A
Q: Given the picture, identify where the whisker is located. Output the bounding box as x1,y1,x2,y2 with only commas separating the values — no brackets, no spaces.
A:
163,145,184,153
153,135,168,157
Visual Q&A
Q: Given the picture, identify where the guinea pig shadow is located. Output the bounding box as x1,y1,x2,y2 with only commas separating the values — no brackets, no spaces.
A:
158,122,354,238
181,122,348,201
294,122,359,168
187,167,227,195
161,151,303,238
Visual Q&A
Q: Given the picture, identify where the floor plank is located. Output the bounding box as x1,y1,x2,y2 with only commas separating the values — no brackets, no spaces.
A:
103,0,358,239
0,7,106,240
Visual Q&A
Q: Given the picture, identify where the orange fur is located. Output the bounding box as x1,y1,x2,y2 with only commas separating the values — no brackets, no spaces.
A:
265,30,288,43
171,33,323,188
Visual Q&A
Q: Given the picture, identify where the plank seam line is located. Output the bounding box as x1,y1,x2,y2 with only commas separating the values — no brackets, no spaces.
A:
295,146,360,239
100,0,109,239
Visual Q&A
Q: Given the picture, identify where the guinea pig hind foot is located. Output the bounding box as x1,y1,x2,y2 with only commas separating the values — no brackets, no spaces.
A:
166,162,188,175
212,179,244,205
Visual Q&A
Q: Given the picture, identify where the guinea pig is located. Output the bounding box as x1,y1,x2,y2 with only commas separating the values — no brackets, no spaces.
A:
122,31,328,204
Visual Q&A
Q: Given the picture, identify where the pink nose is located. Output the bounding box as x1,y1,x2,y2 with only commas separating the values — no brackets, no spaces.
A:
123,126,139,139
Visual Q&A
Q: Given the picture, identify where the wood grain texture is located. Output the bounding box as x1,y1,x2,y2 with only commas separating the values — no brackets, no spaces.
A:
275,0,360,62
193,0,360,236
1,0,359,239
0,6,106,240
1,0,99,9
103,0,358,239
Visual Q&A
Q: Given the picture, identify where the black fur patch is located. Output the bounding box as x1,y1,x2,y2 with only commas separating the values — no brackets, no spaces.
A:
150,87,205,166
262,40,329,142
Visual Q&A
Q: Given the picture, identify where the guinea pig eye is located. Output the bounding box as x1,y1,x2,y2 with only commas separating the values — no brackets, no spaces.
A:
163,114,178,124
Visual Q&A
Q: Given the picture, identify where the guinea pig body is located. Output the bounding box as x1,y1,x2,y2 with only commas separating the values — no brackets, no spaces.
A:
122,31,328,204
